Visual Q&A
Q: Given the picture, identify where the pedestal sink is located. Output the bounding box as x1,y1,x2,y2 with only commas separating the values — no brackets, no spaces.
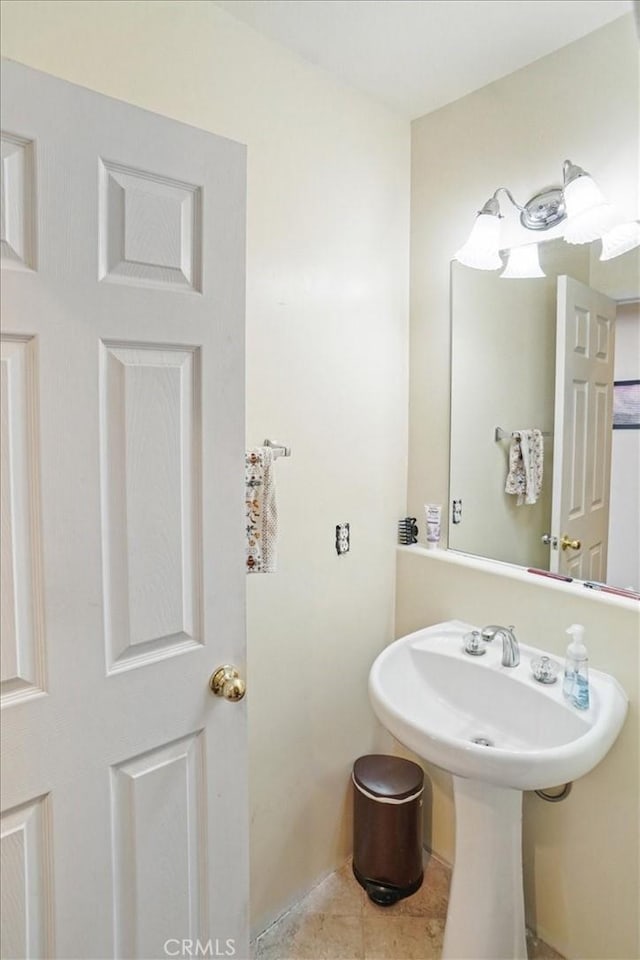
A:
369,620,628,960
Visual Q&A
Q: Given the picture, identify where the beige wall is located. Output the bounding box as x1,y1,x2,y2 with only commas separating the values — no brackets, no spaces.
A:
406,14,639,960
0,0,410,937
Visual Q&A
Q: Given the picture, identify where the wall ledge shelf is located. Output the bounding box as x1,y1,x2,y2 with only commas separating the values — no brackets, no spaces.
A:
398,545,640,611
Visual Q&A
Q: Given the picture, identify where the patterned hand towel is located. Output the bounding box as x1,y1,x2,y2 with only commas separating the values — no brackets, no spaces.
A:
245,447,277,573
505,429,544,505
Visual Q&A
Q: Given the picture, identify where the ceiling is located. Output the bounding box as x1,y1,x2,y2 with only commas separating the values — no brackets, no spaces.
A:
213,0,633,118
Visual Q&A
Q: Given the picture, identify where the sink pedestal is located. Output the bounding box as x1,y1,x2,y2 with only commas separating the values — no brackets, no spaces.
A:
442,777,527,960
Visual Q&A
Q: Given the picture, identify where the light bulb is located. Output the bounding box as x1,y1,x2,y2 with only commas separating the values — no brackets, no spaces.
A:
454,212,502,270
600,221,640,261
500,244,545,279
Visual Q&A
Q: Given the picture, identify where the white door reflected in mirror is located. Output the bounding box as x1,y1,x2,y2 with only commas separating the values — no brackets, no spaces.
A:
551,276,616,580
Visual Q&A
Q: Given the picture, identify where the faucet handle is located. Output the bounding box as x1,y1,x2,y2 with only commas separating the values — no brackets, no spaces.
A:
531,655,559,684
463,630,487,656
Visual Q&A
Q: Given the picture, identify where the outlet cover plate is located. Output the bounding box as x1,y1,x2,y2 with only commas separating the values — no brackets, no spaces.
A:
336,523,350,555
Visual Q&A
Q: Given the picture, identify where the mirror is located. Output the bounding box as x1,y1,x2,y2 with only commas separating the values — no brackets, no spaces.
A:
449,240,639,591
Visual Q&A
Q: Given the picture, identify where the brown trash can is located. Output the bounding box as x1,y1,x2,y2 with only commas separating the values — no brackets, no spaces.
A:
352,754,424,906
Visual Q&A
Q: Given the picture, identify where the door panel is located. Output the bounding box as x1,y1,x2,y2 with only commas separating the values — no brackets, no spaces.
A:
552,276,616,579
0,132,36,271
111,733,207,958
98,159,202,292
1,59,247,960
0,335,45,706
0,795,54,960
100,341,203,672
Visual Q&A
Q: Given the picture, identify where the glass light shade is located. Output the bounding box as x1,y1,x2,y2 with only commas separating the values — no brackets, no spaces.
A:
454,213,502,270
563,175,615,244
500,244,545,279
600,221,640,261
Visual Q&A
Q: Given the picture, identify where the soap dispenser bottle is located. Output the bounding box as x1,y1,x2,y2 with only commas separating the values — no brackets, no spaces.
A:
562,623,590,710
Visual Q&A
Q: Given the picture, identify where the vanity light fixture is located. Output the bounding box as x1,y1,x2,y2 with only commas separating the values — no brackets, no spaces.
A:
561,160,615,244
500,243,545,279
454,159,636,270
599,220,640,261
453,195,503,269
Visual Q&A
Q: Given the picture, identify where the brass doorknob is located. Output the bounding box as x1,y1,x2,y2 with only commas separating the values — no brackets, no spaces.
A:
209,665,246,701
560,534,581,551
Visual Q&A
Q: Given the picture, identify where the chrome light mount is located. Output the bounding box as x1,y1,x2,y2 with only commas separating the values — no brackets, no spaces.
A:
519,187,566,231
486,185,566,232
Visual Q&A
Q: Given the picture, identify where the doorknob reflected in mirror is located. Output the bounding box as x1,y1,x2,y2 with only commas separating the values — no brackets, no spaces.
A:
541,534,558,548
560,535,581,551
209,665,246,701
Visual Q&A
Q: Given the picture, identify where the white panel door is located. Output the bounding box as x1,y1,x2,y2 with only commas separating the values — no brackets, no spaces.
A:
0,59,248,960
551,276,616,579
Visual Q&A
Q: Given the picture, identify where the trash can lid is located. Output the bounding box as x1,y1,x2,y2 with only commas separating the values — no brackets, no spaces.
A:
353,755,424,800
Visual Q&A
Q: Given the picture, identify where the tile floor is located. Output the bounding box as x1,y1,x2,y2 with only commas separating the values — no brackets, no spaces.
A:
253,855,564,960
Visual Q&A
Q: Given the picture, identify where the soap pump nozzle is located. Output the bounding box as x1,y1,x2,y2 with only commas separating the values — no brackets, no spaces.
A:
566,623,587,659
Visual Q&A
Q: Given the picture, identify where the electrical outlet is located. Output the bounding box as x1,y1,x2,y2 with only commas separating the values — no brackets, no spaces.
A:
335,523,350,555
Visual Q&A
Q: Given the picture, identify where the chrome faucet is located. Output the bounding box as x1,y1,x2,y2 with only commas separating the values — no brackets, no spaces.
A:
480,624,520,667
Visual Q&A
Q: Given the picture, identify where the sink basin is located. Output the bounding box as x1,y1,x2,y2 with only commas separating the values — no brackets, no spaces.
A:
369,619,627,791
369,620,628,960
